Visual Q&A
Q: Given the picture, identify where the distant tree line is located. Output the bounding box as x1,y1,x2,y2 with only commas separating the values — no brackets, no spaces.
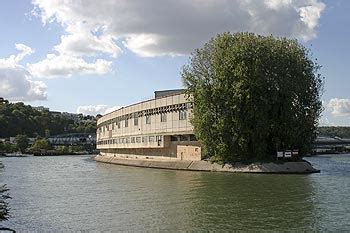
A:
318,127,350,138
0,101,97,138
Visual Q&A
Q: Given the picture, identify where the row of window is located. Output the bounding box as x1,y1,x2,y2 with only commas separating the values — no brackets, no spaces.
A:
98,110,187,133
97,135,163,145
98,102,193,128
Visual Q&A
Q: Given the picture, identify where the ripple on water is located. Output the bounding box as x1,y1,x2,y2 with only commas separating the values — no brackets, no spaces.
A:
0,154,349,231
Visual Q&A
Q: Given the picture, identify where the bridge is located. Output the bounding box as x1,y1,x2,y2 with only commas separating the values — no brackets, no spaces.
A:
313,136,350,153
48,133,96,146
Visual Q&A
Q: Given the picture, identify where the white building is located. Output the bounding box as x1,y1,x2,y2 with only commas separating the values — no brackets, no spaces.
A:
96,89,202,160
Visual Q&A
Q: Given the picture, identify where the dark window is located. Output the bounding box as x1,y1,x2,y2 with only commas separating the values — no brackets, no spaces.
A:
134,116,138,126
180,135,189,141
125,119,128,127
190,135,197,141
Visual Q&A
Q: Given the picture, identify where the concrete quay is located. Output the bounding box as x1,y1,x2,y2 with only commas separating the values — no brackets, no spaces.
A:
93,154,320,174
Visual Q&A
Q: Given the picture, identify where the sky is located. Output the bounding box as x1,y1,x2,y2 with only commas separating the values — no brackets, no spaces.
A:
0,0,349,126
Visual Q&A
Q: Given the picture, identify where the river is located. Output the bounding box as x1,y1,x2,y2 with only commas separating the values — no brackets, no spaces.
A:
0,154,349,231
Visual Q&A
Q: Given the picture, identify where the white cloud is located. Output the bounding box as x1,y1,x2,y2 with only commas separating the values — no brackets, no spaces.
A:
32,0,326,57
76,104,122,116
0,44,47,101
0,67,47,101
0,44,34,68
28,54,112,78
55,23,122,58
327,98,350,117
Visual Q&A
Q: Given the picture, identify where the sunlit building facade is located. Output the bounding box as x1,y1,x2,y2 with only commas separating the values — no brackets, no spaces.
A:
96,89,202,160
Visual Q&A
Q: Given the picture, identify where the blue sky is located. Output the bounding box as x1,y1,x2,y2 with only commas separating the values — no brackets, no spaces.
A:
0,0,349,126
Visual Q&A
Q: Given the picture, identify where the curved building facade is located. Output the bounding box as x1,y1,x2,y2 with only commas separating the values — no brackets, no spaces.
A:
96,89,202,160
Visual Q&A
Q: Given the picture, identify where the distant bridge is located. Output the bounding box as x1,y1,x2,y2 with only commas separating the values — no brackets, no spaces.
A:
48,133,96,146
313,136,350,153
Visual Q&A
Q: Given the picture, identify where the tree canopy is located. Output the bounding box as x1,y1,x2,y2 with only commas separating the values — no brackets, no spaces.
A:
0,101,96,138
182,32,323,163
30,138,51,152
15,134,29,153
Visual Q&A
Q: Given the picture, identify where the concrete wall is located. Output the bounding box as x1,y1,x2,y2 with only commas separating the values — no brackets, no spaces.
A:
177,145,201,161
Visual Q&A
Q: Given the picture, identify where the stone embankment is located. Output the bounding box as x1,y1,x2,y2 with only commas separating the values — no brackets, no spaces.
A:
93,154,320,174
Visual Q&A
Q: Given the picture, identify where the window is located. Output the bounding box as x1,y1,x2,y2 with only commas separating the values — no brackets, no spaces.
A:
136,137,141,143
149,136,155,143
190,134,197,141
142,137,146,143
134,116,138,126
179,110,187,120
180,135,189,141
156,135,162,142
156,135,162,146
112,123,114,130
125,119,128,127
160,113,167,122
146,115,151,124
131,137,135,143
118,122,121,129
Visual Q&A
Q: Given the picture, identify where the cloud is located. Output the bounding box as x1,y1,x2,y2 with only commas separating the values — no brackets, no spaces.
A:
327,98,350,117
28,54,112,78
54,23,122,58
0,43,34,68
32,0,325,57
0,44,47,101
76,104,122,116
0,66,47,101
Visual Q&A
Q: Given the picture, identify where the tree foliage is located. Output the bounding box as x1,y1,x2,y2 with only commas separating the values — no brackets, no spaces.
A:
0,101,96,138
0,184,10,221
182,32,323,163
15,134,29,153
0,141,17,153
30,138,51,151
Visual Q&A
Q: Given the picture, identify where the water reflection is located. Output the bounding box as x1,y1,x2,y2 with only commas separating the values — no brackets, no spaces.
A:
184,172,318,231
0,155,349,231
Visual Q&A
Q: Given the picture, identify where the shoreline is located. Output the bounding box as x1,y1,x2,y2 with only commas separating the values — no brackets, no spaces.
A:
93,154,320,174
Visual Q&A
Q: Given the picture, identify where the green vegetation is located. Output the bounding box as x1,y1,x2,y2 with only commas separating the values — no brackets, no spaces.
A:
30,138,51,152
0,101,96,138
0,141,17,154
0,184,10,221
15,134,29,153
182,32,323,163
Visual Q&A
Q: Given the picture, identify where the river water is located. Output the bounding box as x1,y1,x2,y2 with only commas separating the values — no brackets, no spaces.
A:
0,154,349,231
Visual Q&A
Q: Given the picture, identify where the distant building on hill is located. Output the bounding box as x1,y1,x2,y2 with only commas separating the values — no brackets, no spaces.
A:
33,105,93,120
33,106,49,112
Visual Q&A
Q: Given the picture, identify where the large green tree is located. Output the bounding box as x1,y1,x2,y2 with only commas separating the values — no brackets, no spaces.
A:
182,32,323,163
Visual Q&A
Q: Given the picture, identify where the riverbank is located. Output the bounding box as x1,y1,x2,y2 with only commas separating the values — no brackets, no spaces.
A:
93,154,319,174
